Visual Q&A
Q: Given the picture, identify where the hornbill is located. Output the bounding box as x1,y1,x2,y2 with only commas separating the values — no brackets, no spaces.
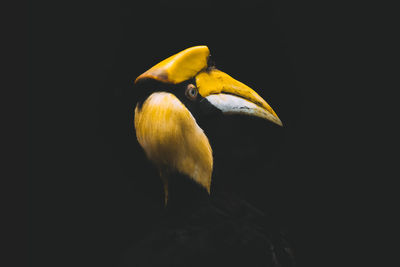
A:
121,46,294,267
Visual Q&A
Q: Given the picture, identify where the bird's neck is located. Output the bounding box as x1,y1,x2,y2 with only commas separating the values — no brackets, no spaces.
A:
163,171,210,213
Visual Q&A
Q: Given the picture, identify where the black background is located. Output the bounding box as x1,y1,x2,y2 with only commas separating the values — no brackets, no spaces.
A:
24,1,396,267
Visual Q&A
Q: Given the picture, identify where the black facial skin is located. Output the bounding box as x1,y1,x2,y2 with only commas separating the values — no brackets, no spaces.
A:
134,77,222,130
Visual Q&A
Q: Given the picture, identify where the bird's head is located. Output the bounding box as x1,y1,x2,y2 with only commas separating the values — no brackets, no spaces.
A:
133,46,282,202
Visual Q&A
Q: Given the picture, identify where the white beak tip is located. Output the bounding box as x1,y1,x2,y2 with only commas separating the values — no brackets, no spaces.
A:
206,94,284,127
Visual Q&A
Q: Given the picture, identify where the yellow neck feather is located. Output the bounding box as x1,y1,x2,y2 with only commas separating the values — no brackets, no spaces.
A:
134,92,213,197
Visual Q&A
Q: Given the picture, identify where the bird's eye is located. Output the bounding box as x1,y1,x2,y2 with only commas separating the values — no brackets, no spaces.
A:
185,84,198,101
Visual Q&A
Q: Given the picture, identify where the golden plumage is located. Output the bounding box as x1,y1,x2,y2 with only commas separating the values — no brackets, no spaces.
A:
134,92,213,197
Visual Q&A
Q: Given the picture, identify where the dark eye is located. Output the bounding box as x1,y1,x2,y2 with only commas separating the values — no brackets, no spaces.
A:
185,84,198,100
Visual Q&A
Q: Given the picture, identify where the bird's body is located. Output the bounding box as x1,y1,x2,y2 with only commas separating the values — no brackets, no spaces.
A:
121,173,294,267
122,46,294,267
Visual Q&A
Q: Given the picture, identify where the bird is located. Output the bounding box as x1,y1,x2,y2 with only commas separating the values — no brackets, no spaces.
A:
120,46,295,267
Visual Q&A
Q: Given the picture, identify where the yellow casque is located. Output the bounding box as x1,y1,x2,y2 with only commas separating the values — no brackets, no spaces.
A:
135,46,210,84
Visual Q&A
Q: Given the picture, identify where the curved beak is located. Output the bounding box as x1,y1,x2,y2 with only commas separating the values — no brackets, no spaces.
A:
196,69,283,126
134,45,282,126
